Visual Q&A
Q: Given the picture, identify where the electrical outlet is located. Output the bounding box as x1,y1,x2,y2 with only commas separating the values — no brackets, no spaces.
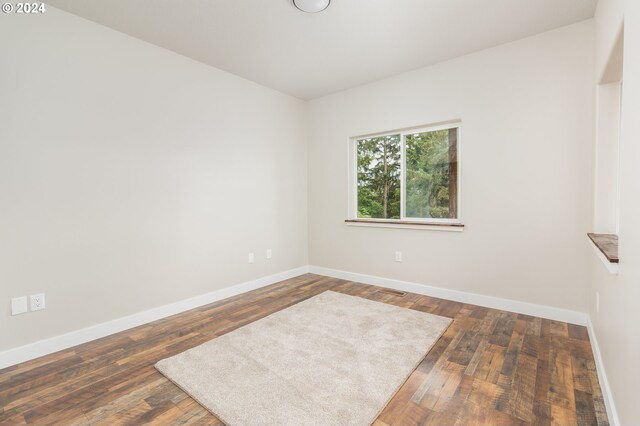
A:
266,249,272,260
596,291,600,313
30,293,45,311
395,251,402,262
11,296,28,315
248,252,255,264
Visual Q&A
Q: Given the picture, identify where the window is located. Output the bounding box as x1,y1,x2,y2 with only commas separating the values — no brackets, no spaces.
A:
349,122,461,226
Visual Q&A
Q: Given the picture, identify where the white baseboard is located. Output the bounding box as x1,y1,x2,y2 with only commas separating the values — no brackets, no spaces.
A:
0,266,310,370
586,317,620,426
309,265,589,325
310,266,619,423
1,264,617,424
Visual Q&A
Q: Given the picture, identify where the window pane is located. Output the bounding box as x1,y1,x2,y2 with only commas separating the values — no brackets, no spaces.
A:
405,128,457,219
356,135,401,219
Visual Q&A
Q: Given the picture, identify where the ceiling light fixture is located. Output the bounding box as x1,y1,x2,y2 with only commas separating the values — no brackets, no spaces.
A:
293,0,330,13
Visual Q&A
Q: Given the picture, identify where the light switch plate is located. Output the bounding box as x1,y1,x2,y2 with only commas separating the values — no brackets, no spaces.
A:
11,296,28,315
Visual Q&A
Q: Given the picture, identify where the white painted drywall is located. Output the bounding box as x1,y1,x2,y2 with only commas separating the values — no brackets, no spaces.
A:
0,7,308,351
307,21,595,313
593,82,621,233
590,0,640,424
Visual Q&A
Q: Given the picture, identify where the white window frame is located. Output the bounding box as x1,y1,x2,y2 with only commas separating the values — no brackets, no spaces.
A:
347,120,462,227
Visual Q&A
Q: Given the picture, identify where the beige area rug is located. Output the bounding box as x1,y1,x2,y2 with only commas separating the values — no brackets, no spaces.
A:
155,291,451,426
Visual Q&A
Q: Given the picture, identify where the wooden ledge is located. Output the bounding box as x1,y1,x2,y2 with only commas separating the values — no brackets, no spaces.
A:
587,233,619,263
345,219,464,228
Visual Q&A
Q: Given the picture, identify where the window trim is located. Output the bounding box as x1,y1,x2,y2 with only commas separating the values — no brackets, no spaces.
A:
347,120,463,227
344,219,464,232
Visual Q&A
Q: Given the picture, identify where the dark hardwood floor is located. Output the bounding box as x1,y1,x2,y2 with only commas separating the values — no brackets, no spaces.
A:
0,274,608,425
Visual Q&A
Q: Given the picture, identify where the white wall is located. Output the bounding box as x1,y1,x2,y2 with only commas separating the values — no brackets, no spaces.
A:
593,82,621,233
590,0,640,424
0,8,308,351
307,21,595,313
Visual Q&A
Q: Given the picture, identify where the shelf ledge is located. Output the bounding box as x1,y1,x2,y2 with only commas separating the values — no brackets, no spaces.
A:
587,233,619,274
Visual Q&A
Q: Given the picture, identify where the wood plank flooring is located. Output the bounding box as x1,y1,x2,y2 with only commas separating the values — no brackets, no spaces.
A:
0,274,608,425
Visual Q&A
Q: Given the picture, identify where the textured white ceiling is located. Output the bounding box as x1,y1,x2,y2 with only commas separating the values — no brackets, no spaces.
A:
47,0,597,100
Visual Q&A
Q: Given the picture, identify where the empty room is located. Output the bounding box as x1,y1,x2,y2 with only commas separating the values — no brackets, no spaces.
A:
1,0,638,424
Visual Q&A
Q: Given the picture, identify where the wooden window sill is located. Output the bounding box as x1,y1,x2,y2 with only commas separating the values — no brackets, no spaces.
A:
345,219,464,232
587,233,618,274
